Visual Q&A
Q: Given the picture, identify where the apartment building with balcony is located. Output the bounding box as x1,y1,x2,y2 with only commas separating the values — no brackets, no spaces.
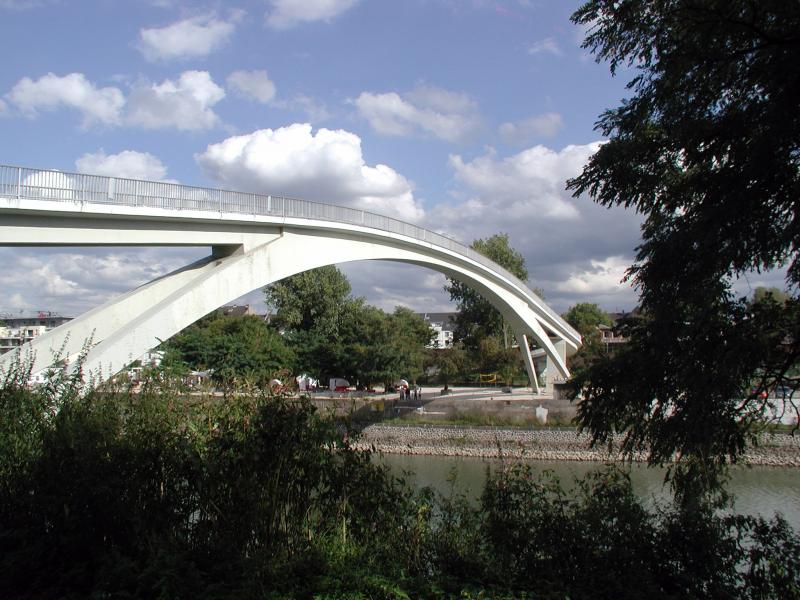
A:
0,312,73,355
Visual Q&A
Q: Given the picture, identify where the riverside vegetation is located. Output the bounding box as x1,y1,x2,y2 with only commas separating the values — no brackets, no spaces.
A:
1,360,798,599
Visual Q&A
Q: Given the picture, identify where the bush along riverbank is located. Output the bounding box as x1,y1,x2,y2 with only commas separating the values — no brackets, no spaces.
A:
356,424,800,467
1,367,799,598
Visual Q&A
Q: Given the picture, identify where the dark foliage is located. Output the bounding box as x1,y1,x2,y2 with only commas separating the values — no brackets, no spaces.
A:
0,366,413,598
168,312,295,386
567,0,800,498
1,366,798,598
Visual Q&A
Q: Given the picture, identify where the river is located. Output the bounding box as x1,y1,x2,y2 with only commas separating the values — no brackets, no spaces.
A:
379,454,800,529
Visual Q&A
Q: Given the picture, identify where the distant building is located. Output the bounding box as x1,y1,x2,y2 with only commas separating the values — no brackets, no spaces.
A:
0,311,72,329
139,350,164,367
219,304,273,323
597,323,628,353
126,350,165,384
599,309,639,353
0,324,47,354
220,304,256,317
417,312,457,349
0,311,73,355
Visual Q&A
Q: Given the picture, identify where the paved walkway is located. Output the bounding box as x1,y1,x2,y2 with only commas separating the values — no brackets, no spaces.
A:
308,385,578,423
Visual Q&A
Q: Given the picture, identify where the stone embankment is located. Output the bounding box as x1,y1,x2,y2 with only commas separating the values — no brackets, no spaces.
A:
355,424,800,467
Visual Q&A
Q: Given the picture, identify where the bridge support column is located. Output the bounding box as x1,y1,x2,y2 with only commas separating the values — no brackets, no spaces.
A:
544,339,568,395
0,255,223,377
516,332,540,394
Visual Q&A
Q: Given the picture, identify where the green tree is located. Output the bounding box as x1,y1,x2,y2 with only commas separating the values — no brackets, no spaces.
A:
265,266,357,380
265,265,352,335
563,303,613,339
476,335,522,386
265,267,433,387
567,1,800,498
169,313,294,386
342,305,433,388
563,302,615,371
387,306,436,383
445,233,532,352
1,368,799,598
433,344,470,392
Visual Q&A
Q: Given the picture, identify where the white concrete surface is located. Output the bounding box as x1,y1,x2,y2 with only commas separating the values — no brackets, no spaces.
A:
0,167,581,388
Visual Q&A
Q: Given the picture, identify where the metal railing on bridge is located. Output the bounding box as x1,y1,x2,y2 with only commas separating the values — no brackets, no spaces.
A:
0,164,564,328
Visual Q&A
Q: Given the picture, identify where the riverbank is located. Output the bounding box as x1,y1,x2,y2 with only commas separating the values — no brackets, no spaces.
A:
356,424,800,467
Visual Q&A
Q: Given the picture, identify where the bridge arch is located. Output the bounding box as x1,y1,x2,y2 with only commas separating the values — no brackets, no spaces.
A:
0,164,580,390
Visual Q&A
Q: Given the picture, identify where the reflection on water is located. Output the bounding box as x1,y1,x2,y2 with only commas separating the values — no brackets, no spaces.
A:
379,454,800,529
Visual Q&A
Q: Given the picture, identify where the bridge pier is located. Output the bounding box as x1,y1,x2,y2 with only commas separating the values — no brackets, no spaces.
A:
517,333,540,394
544,339,568,395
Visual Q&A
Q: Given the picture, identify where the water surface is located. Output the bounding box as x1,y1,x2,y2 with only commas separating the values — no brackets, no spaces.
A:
379,453,800,529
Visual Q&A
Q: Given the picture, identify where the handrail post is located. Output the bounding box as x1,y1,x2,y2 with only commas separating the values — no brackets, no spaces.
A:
17,166,21,199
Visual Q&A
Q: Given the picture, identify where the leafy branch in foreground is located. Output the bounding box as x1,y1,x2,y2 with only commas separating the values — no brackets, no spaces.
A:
567,0,800,499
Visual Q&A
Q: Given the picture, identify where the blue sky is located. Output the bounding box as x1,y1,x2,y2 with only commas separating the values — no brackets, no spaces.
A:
1,0,657,318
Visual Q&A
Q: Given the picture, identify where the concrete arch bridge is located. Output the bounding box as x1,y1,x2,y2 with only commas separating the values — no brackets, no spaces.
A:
0,165,580,391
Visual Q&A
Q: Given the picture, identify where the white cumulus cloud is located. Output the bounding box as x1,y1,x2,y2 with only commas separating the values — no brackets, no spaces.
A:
265,0,359,29
4,71,226,131
340,262,452,313
499,112,564,143
0,254,81,299
555,256,631,294
75,150,170,181
446,144,602,221
138,13,239,62
5,72,125,127
554,256,637,310
430,141,643,311
528,37,562,56
196,123,423,221
0,248,205,316
355,85,481,143
227,70,276,104
6,292,30,310
127,71,225,130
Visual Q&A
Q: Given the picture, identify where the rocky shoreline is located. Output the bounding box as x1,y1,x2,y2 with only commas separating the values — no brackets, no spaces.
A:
355,424,800,467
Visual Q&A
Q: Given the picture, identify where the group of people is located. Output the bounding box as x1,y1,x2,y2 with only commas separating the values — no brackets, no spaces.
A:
399,385,421,402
